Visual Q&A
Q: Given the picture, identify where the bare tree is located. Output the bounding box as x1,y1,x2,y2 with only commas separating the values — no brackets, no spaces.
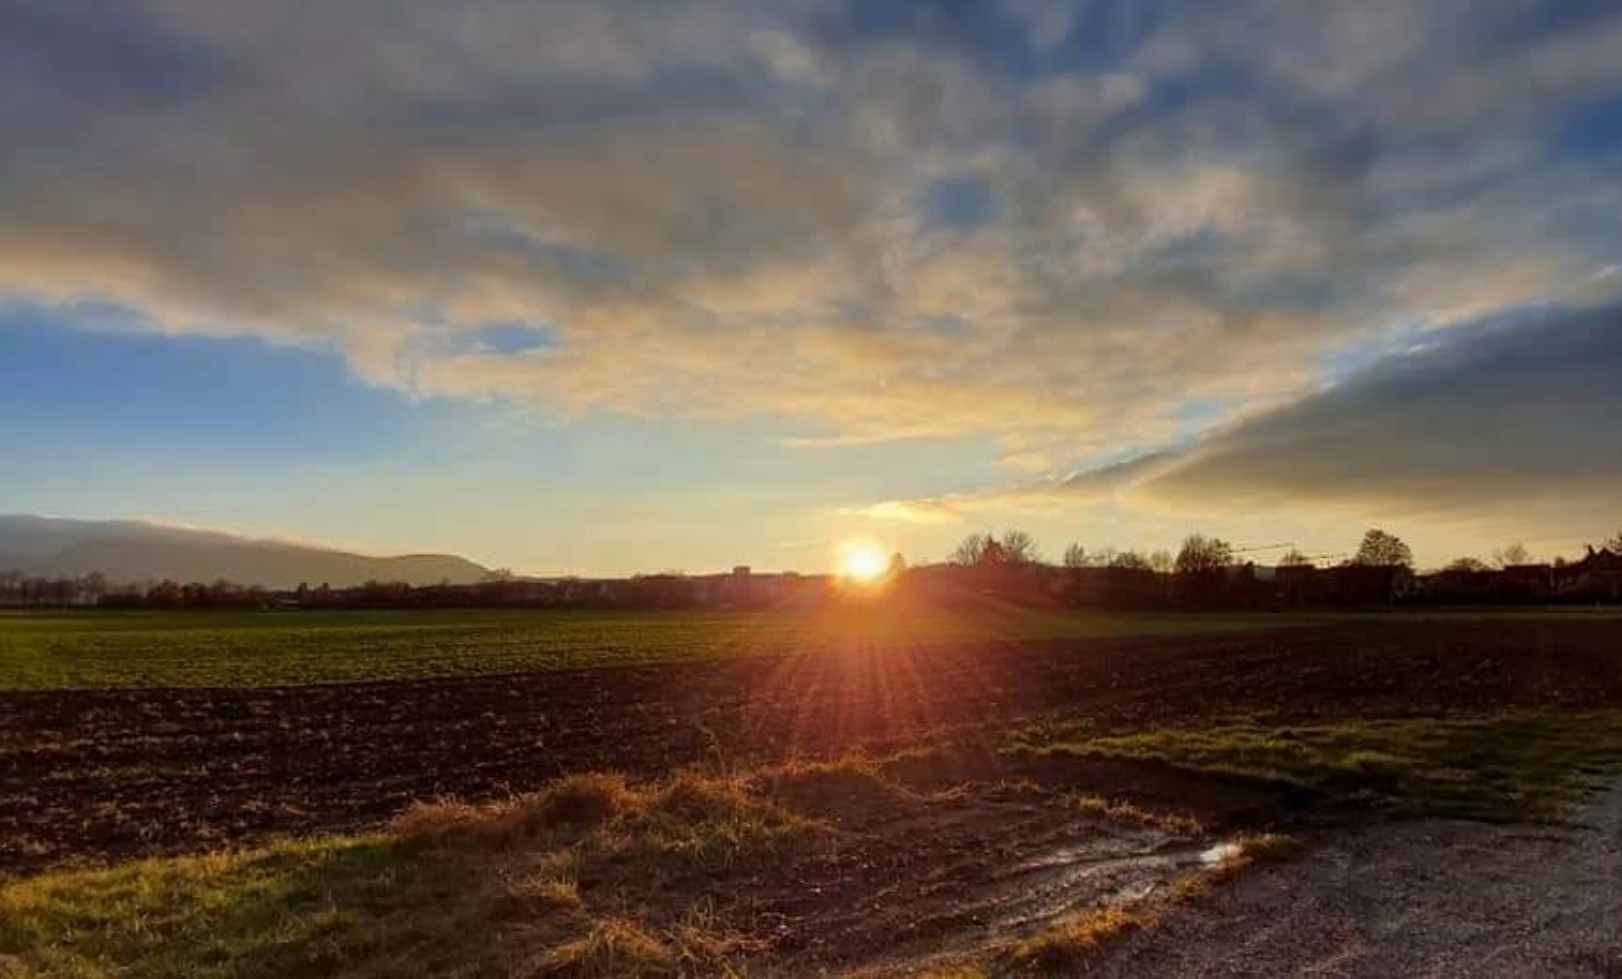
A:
1352,528,1413,568
949,533,992,567
999,529,1039,565
1175,534,1233,575
952,530,1037,567
1147,550,1173,574
1109,550,1152,571
1062,543,1089,569
1278,549,1313,568
1491,543,1532,568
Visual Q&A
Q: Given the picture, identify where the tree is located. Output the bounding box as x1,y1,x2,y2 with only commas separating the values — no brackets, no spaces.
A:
949,533,992,567
1492,543,1531,568
1109,550,1152,571
953,530,1038,567
1062,543,1089,569
1278,549,1313,568
1605,530,1622,553
886,552,907,577
1352,529,1413,568
1445,557,1490,572
1174,534,1233,576
1147,550,1173,574
999,529,1039,565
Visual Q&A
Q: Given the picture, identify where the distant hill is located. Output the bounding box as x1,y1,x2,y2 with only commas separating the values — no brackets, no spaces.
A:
0,516,488,588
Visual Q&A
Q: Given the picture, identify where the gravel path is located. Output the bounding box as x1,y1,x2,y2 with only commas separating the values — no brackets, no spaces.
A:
1104,782,1622,978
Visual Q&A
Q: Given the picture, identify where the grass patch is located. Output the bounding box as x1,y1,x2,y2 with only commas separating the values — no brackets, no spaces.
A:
1013,711,1622,821
0,771,816,978
1010,906,1142,972
0,606,1318,690
1066,794,1203,836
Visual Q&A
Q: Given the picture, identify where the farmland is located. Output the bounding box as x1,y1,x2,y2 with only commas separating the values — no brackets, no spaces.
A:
3,607,1622,976
0,604,1315,690
4,604,1613,691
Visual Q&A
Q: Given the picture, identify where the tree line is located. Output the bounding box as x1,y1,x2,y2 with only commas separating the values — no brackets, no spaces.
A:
3,529,1620,610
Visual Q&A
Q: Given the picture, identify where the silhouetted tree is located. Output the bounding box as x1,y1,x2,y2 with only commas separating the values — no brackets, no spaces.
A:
1279,549,1313,568
1062,543,1089,569
1352,529,1413,568
1109,550,1152,571
1605,530,1622,553
950,530,1037,567
999,530,1039,565
1445,557,1490,572
1147,550,1173,574
1174,534,1233,575
950,533,992,567
1492,543,1532,568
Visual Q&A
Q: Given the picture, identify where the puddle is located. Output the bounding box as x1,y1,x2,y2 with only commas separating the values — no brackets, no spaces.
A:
982,827,1236,932
1200,841,1243,864
761,797,1252,975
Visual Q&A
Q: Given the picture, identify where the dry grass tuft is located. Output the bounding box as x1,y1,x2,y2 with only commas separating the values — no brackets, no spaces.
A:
2,769,817,979
1068,794,1203,836
520,917,676,977
755,754,919,820
1010,906,1144,972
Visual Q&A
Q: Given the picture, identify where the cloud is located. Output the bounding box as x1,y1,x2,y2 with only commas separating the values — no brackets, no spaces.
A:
868,302,1622,535
1133,302,1622,519
858,451,1179,522
2,0,1622,458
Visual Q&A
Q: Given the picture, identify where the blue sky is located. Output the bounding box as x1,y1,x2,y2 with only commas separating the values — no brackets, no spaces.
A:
2,0,1621,572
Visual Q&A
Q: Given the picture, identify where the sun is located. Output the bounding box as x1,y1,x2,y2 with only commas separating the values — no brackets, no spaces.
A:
839,542,889,582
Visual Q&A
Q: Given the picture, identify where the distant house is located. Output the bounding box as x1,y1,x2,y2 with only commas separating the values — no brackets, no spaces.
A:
1557,547,1622,602
1496,564,1555,602
1324,564,1414,604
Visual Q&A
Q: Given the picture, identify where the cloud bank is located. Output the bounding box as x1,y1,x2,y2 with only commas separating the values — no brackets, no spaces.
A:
866,303,1622,528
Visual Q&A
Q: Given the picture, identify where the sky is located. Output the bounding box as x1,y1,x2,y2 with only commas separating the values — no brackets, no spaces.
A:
2,0,1621,574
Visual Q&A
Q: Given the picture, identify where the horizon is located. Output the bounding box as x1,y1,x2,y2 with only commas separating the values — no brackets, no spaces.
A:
3,511,1618,583
4,1,1621,575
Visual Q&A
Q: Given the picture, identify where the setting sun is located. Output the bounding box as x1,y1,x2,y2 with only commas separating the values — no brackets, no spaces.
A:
839,542,889,582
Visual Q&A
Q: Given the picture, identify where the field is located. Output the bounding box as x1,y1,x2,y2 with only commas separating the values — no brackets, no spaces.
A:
0,605,1309,690
3,606,1622,976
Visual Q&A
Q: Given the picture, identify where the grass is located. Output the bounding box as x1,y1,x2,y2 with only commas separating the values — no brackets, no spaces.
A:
1014,710,1622,822
0,604,1311,690
0,771,817,978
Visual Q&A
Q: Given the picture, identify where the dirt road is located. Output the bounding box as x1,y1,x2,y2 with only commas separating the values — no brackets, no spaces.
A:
1102,780,1622,978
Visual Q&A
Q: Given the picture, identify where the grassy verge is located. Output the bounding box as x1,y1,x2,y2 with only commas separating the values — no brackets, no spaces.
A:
1012,710,1622,822
0,772,816,978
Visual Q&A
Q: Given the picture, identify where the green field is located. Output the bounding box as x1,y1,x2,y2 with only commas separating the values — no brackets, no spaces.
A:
0,605,1313,690
5,606,1619,691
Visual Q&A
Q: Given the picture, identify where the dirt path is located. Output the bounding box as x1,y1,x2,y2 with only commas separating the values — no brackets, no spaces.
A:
1103,781,1622,978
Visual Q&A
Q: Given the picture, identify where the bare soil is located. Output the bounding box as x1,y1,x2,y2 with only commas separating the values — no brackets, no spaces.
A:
3,618,1620,873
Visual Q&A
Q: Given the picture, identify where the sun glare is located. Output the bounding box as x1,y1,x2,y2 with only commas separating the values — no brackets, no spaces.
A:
839,542,888,582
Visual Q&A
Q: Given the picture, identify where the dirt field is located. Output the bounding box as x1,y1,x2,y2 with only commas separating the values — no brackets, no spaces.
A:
5,617,1621,873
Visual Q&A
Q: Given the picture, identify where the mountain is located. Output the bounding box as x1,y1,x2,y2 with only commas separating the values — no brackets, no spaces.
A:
0,516,488,588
